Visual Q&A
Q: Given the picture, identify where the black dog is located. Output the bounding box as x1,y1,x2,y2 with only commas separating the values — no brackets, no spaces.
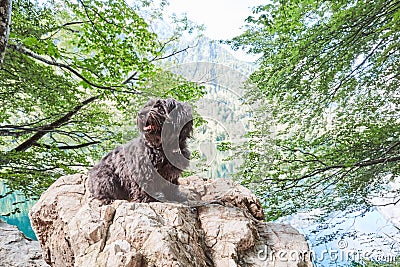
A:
88,98,193,203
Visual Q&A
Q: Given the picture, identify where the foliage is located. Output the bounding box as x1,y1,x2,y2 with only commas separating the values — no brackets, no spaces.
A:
0,0,205,198
229,0,400,220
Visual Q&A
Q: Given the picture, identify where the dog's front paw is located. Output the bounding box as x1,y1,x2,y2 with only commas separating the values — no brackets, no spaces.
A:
161,188,187,204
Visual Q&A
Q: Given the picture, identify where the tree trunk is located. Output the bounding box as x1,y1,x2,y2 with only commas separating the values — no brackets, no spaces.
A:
0,0,12,67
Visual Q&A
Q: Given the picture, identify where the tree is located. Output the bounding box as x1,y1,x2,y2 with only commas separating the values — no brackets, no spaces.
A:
0,0,204,198
229,0,400,220
0,0,12,65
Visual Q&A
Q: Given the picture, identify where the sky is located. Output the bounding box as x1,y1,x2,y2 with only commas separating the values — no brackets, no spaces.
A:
166,0,268,61
167,0,267,40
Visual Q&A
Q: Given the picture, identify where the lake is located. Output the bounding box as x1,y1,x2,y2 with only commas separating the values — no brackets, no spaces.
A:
0,182,37,240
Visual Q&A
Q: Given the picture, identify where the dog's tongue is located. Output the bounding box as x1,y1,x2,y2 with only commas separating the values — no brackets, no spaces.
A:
143,125,154,131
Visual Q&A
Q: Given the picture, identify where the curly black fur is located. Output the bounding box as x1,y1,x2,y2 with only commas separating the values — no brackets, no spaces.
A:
88,98,193,203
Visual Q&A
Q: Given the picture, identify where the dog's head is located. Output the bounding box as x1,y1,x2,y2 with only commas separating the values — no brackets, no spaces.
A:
137,98,193,147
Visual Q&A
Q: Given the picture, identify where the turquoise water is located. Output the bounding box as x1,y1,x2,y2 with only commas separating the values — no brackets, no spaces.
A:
0,182,37,240
299,209,400,266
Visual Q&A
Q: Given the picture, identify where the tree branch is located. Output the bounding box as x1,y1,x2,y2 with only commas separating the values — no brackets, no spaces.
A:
8,43,141,94
150,43,197,63
373,197,400,207
300,155,400,180
0,116,59,136
41,21,88,41
329,38,386,98
122,71,139,85
122,42,198,85
381,141,400,157
13,95,99,152
0,129,30,137
355,155,400,167
267,155,400,183
282,146,327,166
33,141,100,150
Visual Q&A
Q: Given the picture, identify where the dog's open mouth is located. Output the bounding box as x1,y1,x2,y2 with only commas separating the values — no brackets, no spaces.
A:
142,111,163,133
143,121,159,132
143,124,155,131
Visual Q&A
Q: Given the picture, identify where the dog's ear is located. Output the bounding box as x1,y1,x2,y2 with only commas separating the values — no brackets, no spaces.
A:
181,103,193,124
178,102,193,139
164,98,177,113
161,100,193,142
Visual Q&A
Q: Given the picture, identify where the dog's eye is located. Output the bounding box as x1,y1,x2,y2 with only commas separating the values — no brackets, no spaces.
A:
158,106,165,114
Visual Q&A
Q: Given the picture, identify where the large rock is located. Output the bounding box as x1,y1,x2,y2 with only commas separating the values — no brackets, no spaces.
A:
29,174,313,267
0,219,49,267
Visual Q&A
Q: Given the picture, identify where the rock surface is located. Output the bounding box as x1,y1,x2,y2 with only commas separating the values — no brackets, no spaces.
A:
29,174,313,267
0,219,49,267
